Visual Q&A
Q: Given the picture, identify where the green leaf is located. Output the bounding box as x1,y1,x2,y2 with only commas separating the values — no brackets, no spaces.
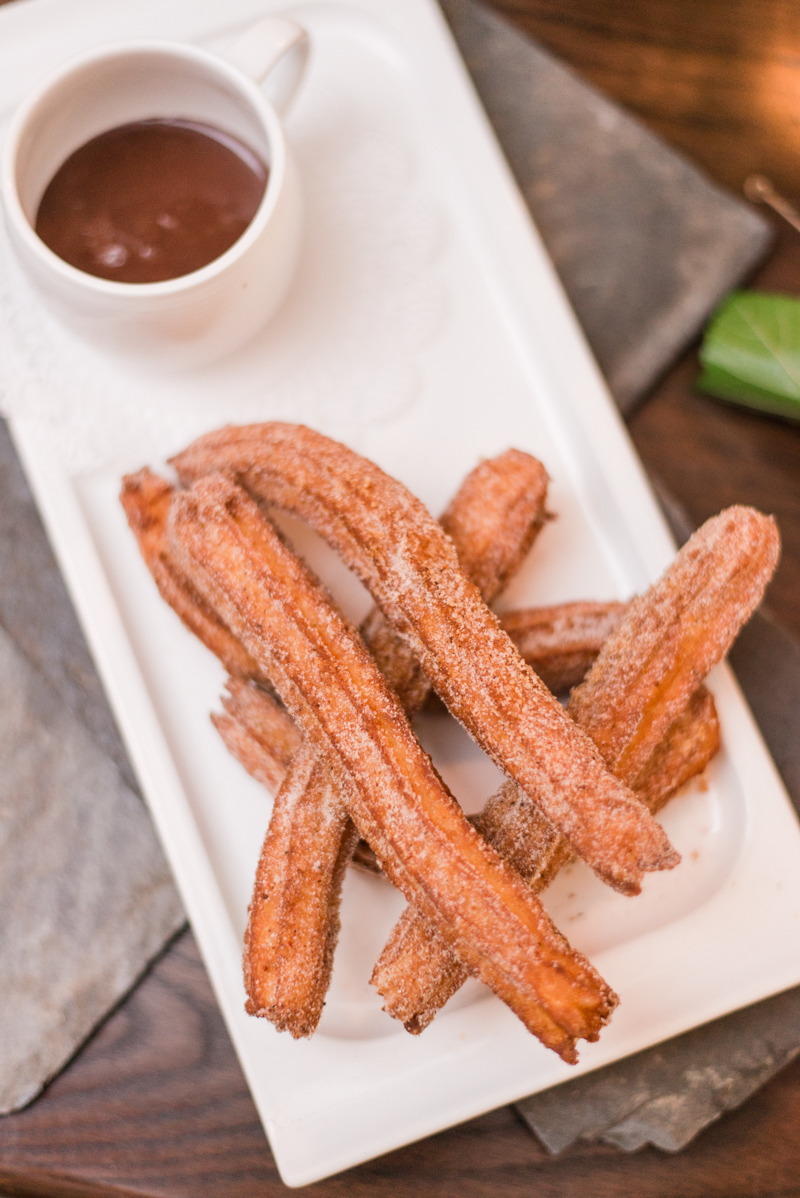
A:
697,291,800,422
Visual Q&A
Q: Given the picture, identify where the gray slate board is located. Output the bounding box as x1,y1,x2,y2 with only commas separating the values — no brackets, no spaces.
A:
0,606,183,1113
439,0,772,411
517,985,800,1153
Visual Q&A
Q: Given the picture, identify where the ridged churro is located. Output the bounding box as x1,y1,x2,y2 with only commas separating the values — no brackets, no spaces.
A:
373,506,774,1033
235,449,552,1034
123,450,556,1034
569,506,779,782
371,687,720,1032
634,686,720,815
172,423,677,895
212,677,299,793
121,468,263,683
168,473,618,1060
237,449,552,1034
498,601,626,693
245,740,359,1036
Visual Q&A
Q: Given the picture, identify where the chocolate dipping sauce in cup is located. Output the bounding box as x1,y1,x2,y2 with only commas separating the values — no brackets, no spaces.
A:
1,18,308,370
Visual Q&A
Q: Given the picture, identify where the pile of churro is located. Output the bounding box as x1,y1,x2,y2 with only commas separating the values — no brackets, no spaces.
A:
121,422,779,1063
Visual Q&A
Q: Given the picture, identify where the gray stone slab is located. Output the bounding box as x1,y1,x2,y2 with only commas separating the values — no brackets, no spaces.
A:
0,620,184,1113
0,418,136,795
729,610,800,809
440,0,772,411
517,987,800,1154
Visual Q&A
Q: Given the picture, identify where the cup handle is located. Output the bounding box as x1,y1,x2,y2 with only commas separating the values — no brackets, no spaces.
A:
223,16,309,115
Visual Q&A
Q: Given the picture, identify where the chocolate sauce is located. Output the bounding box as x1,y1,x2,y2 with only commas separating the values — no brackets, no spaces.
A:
35,119,268,284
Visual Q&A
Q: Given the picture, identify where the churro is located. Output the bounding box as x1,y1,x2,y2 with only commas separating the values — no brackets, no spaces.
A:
121,468,263,683
245,740,358,1036
172,423,677,894
168,472,618,1059
568,506,779,782
373,506,774,1033
634,685,720,815
235,449,552,1033
498,601,626,693
212,677,299,793
372,687,720,1032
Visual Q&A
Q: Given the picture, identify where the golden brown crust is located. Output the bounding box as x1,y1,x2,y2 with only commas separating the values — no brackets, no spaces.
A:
211,710,288,793
634,686,720,814
172,422,677,895
372,779,574,1033
243,741,359,1036
568,506,780,783
439,449,549,601
500,601,627,693
360,449,551,712
122,442,737,1047
168,473,617,1058
120,468,263,682
371,690,720,1032
219,678,300,788
373,509,776,1034
122,448,558,1039
231,447,554,1033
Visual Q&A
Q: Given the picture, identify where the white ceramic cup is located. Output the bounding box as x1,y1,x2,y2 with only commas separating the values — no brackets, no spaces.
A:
1,18,308,370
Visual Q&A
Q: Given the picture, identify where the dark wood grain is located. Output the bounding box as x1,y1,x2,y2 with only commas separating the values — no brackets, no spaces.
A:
4,1,800,1194
486,0,800,198
5,929,800,1198
629,217,800,642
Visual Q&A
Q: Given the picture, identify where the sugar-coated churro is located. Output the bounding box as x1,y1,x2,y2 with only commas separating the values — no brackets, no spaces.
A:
168,472,618,1059
172,423,677,895
498,601,626,693
568,506,779,783
633,685,720,814
212,677,299,793
232,449,552,1033
371,688,719,1033
121,468,263,683
373,506,774,1033
244,740,359,1036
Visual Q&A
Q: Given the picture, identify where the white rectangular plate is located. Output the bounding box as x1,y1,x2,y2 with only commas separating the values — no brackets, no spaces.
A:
3,0,800,1186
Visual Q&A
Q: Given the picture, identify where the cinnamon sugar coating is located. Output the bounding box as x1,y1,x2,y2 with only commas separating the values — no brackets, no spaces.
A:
439,448,549,600
122,435,737,1049
168,473,618,1058
634,685,720,814
373,508,774,1034
213,678,299,793
172,423,677,894
569,506,779,782
372,689,719,1033
219,622,718,880
243,740,359,1037
120,468,263,682
122,448,558,1037
499,601,627,693
231,448,551,1035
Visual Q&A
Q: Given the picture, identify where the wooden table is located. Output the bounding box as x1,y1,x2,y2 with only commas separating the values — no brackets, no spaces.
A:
3,1,800,1194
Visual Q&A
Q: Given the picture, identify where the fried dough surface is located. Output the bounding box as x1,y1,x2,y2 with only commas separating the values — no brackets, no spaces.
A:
124,449,558,1036
172,423,677,894
169,473,618,1059
373,507,775,1033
